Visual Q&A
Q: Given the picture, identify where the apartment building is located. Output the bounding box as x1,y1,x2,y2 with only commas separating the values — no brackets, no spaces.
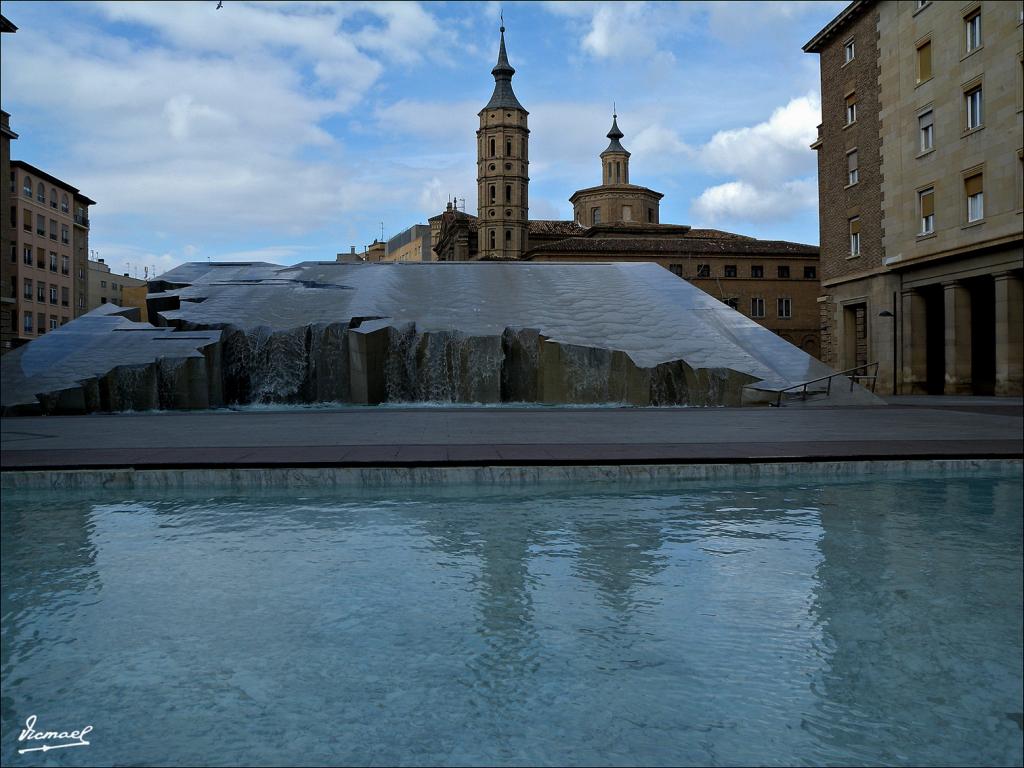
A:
0,13,18,353
805,0,1023,395
7,161,94,347
86,258,146,312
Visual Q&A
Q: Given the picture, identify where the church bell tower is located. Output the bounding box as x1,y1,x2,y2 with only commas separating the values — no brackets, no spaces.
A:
477,23,529,260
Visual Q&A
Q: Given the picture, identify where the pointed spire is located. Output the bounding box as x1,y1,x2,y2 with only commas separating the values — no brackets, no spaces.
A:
602,109,629,156
482,20,525,112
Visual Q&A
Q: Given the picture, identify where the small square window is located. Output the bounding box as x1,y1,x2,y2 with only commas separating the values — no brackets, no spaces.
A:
696,264,710,278
751,265,764,278
724,265,737,278
724,297,739,310
777,266,790,279
668,264,683,277
804,266,817,280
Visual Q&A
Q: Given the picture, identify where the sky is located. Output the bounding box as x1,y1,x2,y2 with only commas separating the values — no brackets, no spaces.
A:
0,0,846,279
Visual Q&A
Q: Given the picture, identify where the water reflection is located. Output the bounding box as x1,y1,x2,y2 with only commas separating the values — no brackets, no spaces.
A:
1,473,1021,767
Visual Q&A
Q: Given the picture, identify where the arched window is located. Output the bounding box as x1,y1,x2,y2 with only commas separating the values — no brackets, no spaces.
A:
505,184,511,203
607,163,612,183
489,138,495,157
61,194,69,213
505,229,512,244
23,176,32,197
489,185,496,203
592,207,601,225
489,230,496,249
36,182,45,202
506,138,512,157
50,187,57,208
616,162,621,183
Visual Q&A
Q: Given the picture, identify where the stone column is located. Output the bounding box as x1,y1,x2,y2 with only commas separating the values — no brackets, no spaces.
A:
943,281,972,395
900,289,927,394
994,272,1023,396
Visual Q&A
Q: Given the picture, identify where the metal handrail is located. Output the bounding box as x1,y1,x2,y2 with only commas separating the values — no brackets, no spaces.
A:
774,361,879,407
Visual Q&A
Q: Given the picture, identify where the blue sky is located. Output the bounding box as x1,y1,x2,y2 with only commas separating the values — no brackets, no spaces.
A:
0,0,845,278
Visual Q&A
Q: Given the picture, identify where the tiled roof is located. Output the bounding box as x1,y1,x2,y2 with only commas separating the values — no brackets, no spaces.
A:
684,228,755,240
528,219,586,236
525,236,818,257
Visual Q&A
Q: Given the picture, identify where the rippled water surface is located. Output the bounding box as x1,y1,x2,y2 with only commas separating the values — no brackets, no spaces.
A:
2,471,1022,766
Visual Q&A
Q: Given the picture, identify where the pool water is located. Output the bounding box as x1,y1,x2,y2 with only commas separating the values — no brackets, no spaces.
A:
2,471,1022,766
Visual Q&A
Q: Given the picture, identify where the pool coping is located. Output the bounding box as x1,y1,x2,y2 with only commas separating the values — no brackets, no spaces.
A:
3,458,1021,490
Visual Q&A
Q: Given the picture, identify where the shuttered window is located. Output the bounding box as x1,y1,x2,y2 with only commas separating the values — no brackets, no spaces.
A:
919,187,935,234
916,40,932,82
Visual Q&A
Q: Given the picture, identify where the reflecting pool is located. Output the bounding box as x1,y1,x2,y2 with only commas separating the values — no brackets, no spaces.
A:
2,471,1022,766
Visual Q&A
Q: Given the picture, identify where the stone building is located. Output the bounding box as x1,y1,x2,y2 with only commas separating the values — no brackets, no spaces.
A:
7,161,94,347
0,13,18,354
805,0,1023,395
383,224,431,262
429,23,822,354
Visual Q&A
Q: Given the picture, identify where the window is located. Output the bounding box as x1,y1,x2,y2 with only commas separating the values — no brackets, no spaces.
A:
37,313,45,333
100,280,107,288
489,138,495,157
505,138,512,157
966,86,983,130
23,175,32,197
36,282,44,302
61,316,68,326
751,265,764,278
777,265,790,279
965,173,983,221
777,298,792,319
919,187,935,234
100,297,107,305
615,161,621,183
849,217,861,256
36,181,44,202
750,297,765,318
23,278,32,300
696,264,710,278
61,224,69,244
61,286,69,307
49,316,58,331
49,219,57,240
49,252,57,272
23,311,32,333
919,110,934,152
61,193,69,213
622,205,632,221
9,242,14,262
50,188,57,209
489,185,495,204
847,149,859,185
49,285,57,304
505,229,512,245
23,209,31,232
647,208,654,223
804,266,817,279
916,40,932,83
78,294,85,310
488,230,495,249
36,214,45,236
592,207,601,225
61,255,69,275
724,297,739,310
844,38,855,63
22,245,32,265
669,264,683,277
965,10,981,53
845,93,857,125
724,264,737,278
505,184,511,203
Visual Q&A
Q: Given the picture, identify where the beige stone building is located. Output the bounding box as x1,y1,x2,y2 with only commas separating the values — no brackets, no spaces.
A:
1,13,18,354
383,224,431,262
86,258,146,312
7,161,94,347
805,0,1023,395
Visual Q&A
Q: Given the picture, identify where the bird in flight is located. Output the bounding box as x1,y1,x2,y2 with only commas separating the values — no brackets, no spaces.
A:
216,1,223,8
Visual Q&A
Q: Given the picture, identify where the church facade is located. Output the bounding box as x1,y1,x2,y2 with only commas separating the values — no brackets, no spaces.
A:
431,25,822,356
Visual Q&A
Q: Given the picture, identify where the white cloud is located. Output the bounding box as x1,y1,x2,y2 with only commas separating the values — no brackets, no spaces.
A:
692,177,817,223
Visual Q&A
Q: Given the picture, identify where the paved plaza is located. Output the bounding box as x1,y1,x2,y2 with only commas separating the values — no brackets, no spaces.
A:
1,397,1020,471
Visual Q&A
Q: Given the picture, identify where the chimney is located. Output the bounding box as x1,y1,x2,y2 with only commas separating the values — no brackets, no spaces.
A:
123,272,129,277
98,258,105,264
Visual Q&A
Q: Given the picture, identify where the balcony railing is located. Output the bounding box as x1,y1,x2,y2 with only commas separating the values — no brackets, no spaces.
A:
74,214,89,228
